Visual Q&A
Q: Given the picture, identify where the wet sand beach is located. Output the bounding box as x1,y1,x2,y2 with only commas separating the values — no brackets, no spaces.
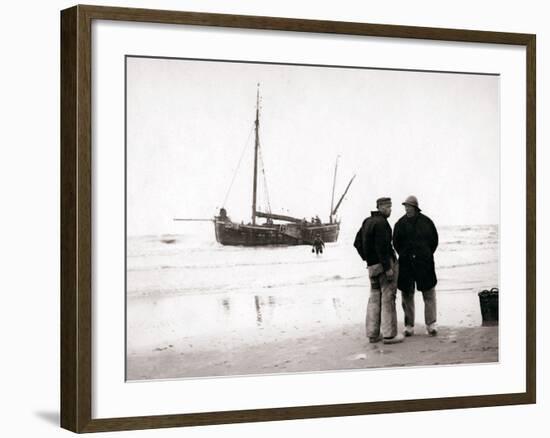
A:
126,287,499,380
126,225,499,381
127,324,498,380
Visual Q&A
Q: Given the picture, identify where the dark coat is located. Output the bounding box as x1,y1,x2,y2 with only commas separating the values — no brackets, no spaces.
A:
312,237,325,249
393,212,438,292
361,211,396,272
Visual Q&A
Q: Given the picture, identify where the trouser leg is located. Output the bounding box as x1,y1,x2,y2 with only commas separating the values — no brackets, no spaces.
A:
401,285,416,327
422,287,437,326
366,288,381,338
379,262,398,338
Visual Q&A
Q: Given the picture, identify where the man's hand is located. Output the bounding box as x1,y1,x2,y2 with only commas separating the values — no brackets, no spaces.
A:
385,269,394,281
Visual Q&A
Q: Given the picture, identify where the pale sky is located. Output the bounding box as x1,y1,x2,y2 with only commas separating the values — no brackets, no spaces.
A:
126,56,499,236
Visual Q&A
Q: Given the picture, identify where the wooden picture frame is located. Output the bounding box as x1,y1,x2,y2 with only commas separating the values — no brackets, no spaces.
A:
61,4,536,433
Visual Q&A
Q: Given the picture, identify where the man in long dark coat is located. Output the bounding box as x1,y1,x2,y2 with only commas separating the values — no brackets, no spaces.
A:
393,195,439,336
360,197,403,344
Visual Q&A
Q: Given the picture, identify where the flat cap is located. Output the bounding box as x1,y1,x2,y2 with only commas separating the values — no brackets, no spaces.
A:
376,197,392,207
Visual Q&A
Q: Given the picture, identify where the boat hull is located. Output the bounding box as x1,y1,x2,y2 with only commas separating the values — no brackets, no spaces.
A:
214,219,339,246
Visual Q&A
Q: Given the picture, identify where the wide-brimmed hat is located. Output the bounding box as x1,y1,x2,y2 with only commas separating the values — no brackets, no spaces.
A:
402,195,421,211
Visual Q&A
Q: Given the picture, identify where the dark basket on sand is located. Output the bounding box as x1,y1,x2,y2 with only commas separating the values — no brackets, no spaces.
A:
478,288,499,326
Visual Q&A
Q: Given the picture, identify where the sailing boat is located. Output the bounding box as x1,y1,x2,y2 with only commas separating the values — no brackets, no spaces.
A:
176,85,355,246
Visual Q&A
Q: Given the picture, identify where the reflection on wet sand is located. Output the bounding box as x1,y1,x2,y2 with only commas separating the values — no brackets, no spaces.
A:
127,287,486,353
221,297,230,313
254,295,262,325
254,295,279,326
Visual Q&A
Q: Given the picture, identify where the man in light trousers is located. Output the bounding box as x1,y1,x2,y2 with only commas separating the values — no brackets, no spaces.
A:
361,197,403,344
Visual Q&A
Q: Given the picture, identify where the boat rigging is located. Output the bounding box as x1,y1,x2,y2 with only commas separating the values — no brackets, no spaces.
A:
174,84,355,246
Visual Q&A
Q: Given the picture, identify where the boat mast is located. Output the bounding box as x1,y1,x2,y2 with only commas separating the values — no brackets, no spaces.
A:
252,84,260,225
332,174,356,218
330,156,339,223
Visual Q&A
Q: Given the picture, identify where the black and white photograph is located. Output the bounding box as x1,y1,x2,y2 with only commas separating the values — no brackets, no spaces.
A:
125,56,500,381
